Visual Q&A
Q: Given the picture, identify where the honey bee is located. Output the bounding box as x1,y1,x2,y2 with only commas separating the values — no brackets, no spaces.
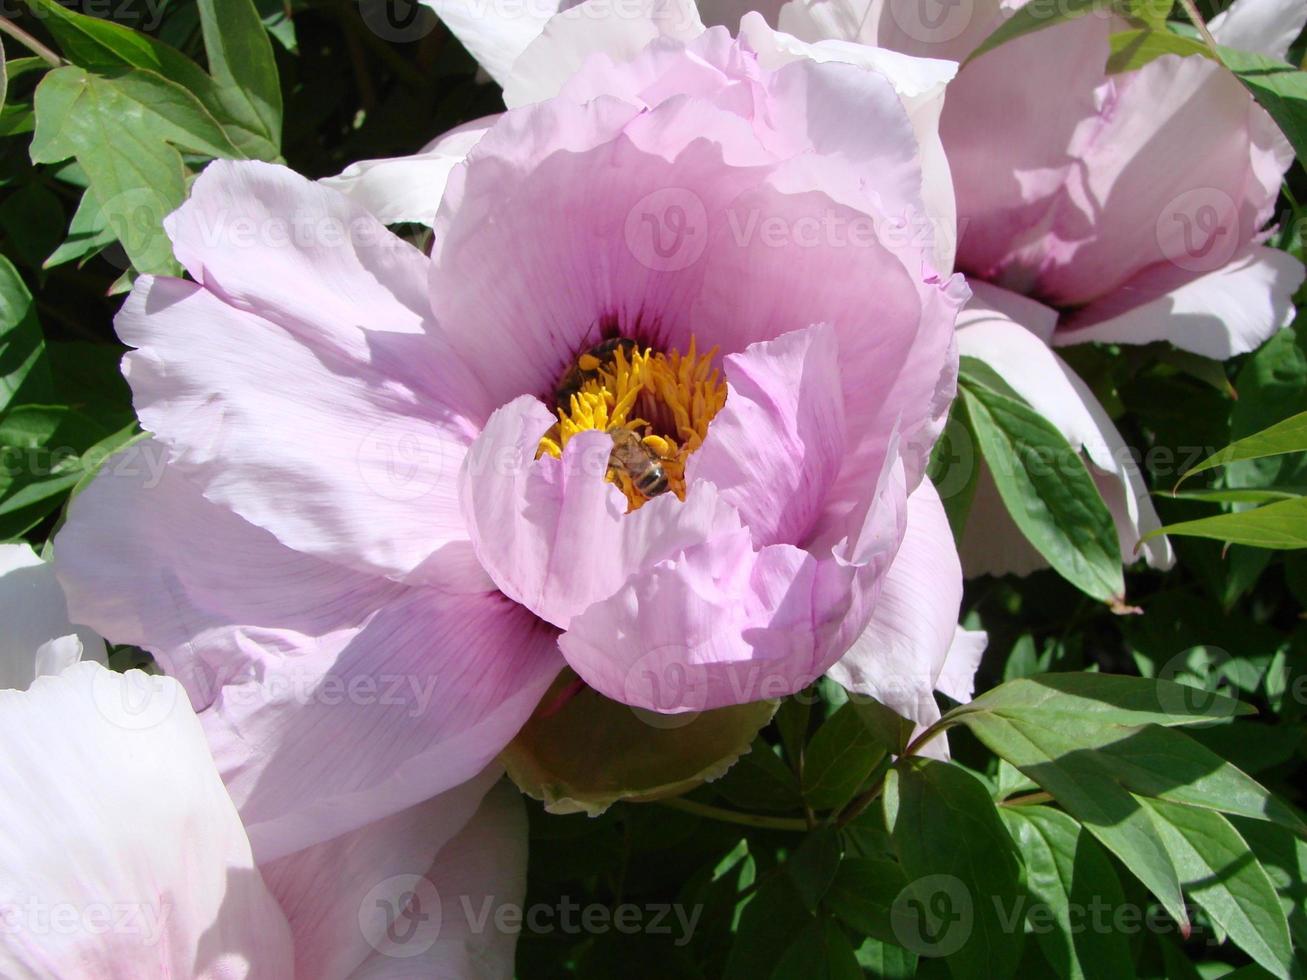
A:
554,337,640,408
607,427,669,498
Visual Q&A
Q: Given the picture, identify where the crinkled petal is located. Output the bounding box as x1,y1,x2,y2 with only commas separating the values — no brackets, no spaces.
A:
1058,246,1305,359
0,543,104,691
957,283,1174,571
118,274,475,582
261,768,501,980
0,662,293,979
346,782,529,980
460,396,745,629
558,453,908,711
203,586,562,862
1210,0,1307,59
688,325,846,547
319,119,495,227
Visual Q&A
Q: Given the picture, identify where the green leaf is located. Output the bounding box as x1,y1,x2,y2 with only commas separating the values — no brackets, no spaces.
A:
849,694,918,758
712,737,804,813
773,917,862,980
196,0,283,151
1140,798,1293,979
825,857,909,946
31,67,199,275
802,703,887,811
1218,49,1307,160
1178,410,1307,484
960,383,1124,602
957,712,1189,931
43,188,117,269
1164,487,1304,505
786,829,843,913
1233,818,1307,950
0,256,54,411
949,672,1253,730
966,0,1109,64
1,37,7,112
853,936,917,978
725,874,814,980
999,806,1134,980
24,0,278,160
1145,496,1307,549
1107,28,1213,73
884,760,1026,979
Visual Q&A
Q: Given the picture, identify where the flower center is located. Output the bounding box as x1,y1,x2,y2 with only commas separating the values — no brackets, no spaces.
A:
538,336,727,510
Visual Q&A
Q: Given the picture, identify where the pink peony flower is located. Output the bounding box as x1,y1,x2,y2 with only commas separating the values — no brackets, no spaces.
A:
55,25,981,859
0,554,525,980
777,0,1307,575
429,0,1304,578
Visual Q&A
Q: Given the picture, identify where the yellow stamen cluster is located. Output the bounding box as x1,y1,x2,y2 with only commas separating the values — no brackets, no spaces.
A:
538,338,727,510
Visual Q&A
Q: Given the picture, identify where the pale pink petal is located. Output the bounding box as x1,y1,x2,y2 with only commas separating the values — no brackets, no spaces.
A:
421,0,565,83
53,443,409,710
1035,54,1288,306
260,768,501,980
167,161,438,364
204,587,562,862
1210,0,1307,60
0,543,104,691
688,325,846,547
957,285,1174,571
460,396,745,629
319,119,495,227
1058,246,1304,359
347,782,529,980
826,480,968,726
778,0,1007,65
739,12,960,271
942,14,1113,293
118,275,476,582
0,662,293,979
557,453,909,711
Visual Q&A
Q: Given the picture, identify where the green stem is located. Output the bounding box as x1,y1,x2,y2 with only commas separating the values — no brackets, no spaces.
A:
0,14,62,67
658,797,809,832
1176,0,1220,54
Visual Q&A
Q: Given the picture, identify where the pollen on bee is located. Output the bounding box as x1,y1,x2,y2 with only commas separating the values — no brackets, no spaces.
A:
537,336,727,511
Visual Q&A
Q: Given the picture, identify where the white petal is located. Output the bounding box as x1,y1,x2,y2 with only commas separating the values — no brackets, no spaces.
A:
503,0,705,108
0,662,293,978
319,120,494,227
1210,0,1307,60
0,543,105,691
347,782,529,980
958,284,1174,572
1058,247,1304,360
421,0,566,83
